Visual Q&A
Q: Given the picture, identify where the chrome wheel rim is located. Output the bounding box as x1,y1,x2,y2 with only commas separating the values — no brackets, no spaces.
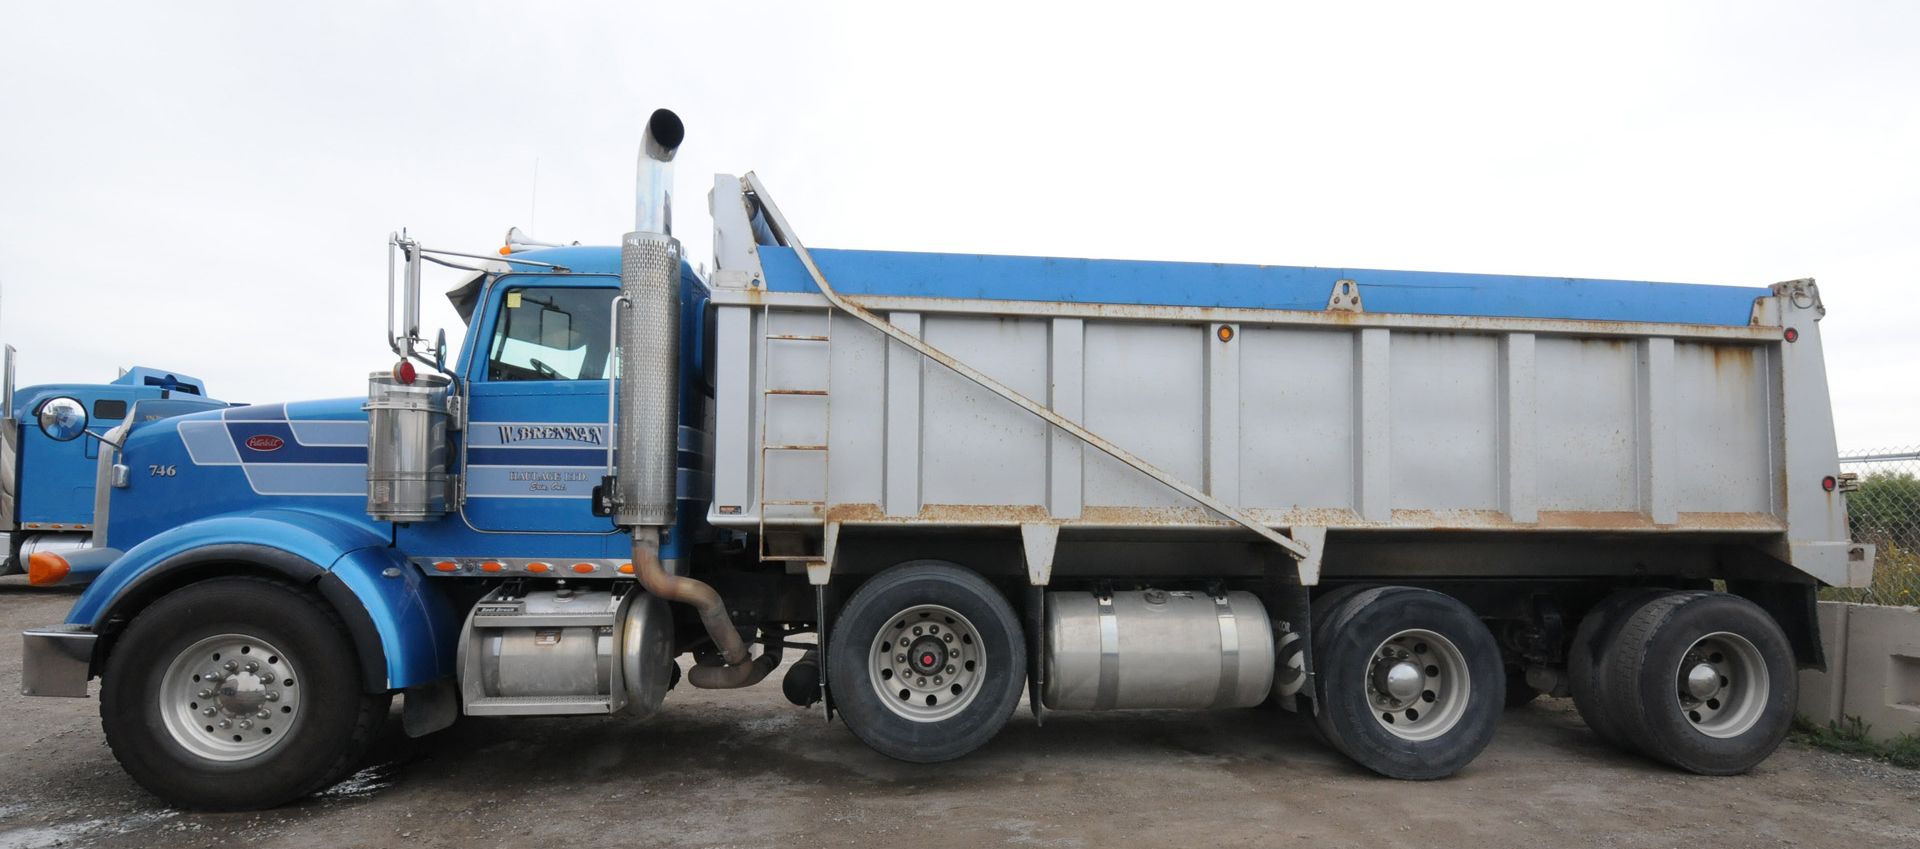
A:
867,604,984,723
159,633,301,761
1675,631,1768,739
1366,629,1471,742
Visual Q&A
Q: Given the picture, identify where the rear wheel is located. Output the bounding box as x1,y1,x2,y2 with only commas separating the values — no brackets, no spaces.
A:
828,562,1025,763
1568,588,1672,749
1310,586,1504,779
100,577,389,810
1601,591,1795,775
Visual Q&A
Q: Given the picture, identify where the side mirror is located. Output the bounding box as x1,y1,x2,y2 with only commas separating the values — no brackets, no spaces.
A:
435,328,448,370
36,397,88,442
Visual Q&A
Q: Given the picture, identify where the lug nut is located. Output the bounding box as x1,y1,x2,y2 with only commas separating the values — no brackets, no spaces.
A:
945,665,956,674
197,689,212,699
224,660,238,671
257,709,272,719
265,691,280,702
202,707,217,717
943,634,953,643
894,655,906,664
239,720,253,730
217,719,232,729
244,662,258,673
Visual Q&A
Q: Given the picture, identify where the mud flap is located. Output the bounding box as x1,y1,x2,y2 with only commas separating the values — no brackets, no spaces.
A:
1026,585,1047,726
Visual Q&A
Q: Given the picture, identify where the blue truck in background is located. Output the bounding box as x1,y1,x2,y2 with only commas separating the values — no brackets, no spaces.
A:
15,109,1872,811
3,347,228,585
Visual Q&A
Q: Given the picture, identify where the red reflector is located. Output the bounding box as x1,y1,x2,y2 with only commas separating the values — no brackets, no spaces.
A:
1783,327,1799,343
396,360,417,385
1822,475,1837,492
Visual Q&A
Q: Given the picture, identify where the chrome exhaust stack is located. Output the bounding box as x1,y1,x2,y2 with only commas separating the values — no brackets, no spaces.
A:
614,108,686,529
613,110,770,689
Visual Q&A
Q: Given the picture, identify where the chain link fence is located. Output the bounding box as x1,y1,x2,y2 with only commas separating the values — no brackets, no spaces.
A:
1823,447,1920,607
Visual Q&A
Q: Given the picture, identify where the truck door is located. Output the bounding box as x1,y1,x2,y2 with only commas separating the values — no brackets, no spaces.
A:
460,279,622,534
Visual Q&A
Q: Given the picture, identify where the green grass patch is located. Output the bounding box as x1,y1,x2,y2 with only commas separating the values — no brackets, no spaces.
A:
1792,714,1920,769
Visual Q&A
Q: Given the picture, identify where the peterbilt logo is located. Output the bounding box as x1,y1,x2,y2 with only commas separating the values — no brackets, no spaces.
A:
245,434,284,452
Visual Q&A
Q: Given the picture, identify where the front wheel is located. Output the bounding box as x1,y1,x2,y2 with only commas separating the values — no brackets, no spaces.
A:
827,562,1026,763
1311,586,1505,779
100,577,389,810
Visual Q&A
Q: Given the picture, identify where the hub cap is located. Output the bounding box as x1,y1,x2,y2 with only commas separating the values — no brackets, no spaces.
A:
1675,631,1767,739
1366,629,1471,742
159,633,301,761
868,604,983,722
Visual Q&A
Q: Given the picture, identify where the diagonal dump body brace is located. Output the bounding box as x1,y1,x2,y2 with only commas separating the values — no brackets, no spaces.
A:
737,172,1319,580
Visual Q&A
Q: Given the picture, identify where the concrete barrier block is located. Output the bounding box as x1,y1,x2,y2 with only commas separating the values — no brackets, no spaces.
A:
1839,603,1920,744
1796,601,1852,726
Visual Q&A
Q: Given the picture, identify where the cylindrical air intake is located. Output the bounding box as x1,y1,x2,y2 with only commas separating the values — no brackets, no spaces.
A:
364,371,451,522
615,109,684,527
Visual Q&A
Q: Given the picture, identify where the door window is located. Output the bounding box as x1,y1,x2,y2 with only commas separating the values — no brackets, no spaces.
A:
485,287,614,381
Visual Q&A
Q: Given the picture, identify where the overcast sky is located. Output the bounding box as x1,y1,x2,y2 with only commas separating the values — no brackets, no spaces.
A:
2,2,1915,448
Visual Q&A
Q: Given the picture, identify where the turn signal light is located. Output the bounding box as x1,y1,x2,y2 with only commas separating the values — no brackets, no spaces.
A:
27,552,70,586
499,245,513,256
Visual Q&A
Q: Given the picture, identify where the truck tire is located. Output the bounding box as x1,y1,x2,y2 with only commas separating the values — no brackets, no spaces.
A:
1601,591,1796,775
1310,586,1504,779
827,562,1026,763
1567,588,1671,749
99,577,390,810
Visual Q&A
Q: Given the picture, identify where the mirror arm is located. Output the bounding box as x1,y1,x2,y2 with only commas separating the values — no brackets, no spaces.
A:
81,429,124,452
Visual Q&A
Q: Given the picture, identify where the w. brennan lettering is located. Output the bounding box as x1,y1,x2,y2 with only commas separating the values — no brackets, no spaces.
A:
495,424,607,445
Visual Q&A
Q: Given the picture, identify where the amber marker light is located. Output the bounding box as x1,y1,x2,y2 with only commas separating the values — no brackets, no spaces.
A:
526,562,552,574
572,563,596,574
1217,325,1235,343
480,561,504,573
27,551,70,586
618,562,635,575
433,561,459,572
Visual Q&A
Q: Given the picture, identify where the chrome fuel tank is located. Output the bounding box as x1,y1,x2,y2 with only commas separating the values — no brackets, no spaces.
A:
1043,589,1274,711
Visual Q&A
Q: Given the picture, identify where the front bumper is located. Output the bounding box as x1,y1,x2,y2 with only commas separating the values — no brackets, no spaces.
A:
21,626,95,697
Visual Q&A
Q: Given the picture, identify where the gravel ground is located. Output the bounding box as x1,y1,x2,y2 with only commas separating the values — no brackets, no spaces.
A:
2,578,1918,849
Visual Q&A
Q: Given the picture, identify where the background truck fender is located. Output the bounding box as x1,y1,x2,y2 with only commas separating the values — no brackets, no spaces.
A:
67,509,454,692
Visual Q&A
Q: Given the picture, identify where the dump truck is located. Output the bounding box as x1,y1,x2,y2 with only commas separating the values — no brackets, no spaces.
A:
2,349,227,585
19,110,1874,810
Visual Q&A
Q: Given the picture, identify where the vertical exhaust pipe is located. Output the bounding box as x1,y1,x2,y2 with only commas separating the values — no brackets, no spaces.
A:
616,109,774,689
616,108,686,529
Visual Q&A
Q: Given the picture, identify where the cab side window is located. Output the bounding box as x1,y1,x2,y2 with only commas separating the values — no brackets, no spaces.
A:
485,287,614,381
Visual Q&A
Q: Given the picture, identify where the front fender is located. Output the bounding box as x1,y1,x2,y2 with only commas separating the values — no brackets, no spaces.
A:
68,509,454,691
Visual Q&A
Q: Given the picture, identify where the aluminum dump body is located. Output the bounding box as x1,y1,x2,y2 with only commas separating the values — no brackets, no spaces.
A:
703,177,1866,588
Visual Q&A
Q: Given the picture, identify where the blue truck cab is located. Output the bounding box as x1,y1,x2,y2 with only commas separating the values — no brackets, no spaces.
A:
3,358,228,584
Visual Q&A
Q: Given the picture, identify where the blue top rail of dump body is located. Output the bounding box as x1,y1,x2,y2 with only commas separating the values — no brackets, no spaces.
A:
756,247,1770,327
